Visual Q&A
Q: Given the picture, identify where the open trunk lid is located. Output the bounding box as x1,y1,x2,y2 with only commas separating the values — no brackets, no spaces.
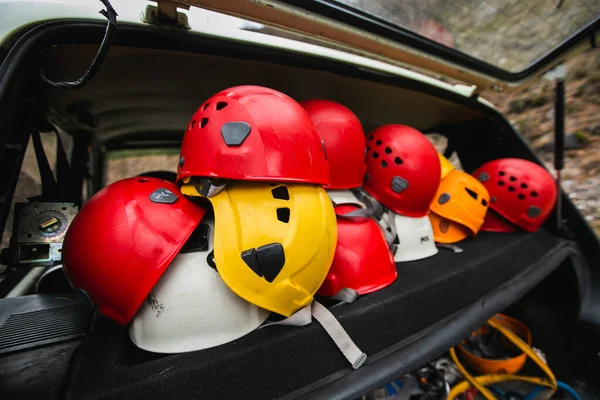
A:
170,0,600,92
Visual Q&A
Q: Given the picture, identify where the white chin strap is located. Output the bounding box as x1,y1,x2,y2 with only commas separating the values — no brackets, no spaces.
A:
261,299,367,370
327,189,365,209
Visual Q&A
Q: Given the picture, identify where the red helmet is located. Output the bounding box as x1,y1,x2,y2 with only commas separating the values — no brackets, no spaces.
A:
62,177,206,325
472,158,557,232
318,205,396,296
177,86,329,187
301,99,366,189
364,125,441,217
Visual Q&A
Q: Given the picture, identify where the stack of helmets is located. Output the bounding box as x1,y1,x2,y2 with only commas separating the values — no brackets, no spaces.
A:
62,178,270,353
177,86,337,318
301,99,396,297
472,158,557,232
428,153,490,244
364,125,441,262
62,85,338,354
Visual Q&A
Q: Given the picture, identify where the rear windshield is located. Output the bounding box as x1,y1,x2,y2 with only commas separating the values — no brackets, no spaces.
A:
332,0,599,73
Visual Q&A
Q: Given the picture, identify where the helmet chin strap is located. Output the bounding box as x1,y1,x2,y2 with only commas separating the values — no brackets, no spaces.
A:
330,288,359,305
437,243,464,253
260,300,367,370
378,210,398,254
351,188,398,253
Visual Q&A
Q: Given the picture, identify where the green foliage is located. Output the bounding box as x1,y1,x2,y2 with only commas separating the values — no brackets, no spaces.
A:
574,130,589,143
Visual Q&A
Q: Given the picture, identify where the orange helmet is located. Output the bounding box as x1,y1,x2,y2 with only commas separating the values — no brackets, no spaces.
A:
456,314,532,375
429,170,490,243
438,153,454,180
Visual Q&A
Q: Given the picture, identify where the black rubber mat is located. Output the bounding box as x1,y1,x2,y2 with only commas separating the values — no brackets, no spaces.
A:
0,341,80,400
0,294,92,354
60,231,572,400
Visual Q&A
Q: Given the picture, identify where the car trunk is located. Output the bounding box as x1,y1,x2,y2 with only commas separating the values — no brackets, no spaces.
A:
0,18,599,400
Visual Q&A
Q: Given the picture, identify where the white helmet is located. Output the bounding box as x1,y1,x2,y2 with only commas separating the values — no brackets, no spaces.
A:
129,216,270,353
386,212,438,262
327,189,365,208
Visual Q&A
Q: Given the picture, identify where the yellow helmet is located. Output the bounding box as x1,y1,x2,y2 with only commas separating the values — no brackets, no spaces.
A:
209,181,337,317
438,152,455,180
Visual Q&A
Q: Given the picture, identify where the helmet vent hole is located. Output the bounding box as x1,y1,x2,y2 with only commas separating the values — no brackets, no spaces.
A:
394,157,403,165
366,146,370,152
481,199,488,206
508,186,515,192
518,194,526,200
138,178,150,183
499,171,506,176
385,147,392,154
376,139,382,146
271,186,290,200
498,180,505,186
190,120,196,129
202,103,210,111
200,118,209,128
276,208,290,223
509,176,517,182
531,191,539,197
216,102,228,110
386,227,392,233
465,188,478,200
381,160,388,168
521,183,529,189
368,135,374,141
372,151,379,159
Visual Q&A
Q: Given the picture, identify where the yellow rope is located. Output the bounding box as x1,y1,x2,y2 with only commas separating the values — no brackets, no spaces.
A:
487,318,557,389
447,374,554,400
449,347,496,400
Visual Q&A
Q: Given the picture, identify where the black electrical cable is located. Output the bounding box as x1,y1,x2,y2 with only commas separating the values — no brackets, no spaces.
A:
40,0,117,89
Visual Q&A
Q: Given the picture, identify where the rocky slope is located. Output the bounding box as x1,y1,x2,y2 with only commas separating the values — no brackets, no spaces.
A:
484,49,600,235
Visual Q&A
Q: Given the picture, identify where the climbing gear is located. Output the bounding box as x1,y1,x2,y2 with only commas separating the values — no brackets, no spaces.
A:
328,190,365,208
448,314,558,400
177,86,329,196
209,181,337,317
429,170,490,243
301,99,366,189
429,212,473,244
129,216,270,353
456,314,532,375
473,158,557,232
318,206,396,297
364,124,441,218
260,300,367,369
328,189,379,219
393,213,438,262
392,212,439,262
62,177,206,325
